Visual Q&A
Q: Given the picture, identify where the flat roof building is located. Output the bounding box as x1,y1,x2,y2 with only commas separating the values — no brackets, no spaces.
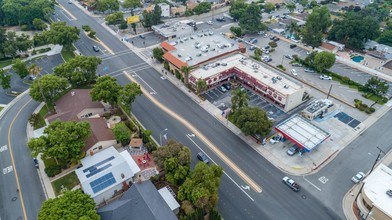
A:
189,53,307,111
152,21,194,39
301,99,336,120
357,164,392,220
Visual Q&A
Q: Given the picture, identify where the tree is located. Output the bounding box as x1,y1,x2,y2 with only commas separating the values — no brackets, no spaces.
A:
130,9,137,33
90,75,123,106
152,139,191,169
254,48,262,57
231,106,273,137
365,77,389,96
32,18,47,30
153,47,165,62
28,120,91,163
0,0,54,26
28,113,44,128
196,80,207,93
152,4,162,24
300,0,308,8
301,6,331,48
42,22,80,49
38,189,99,220
122,0,142,9
193,2,211,15
231,89,250,111
181,65,192,85
264,2,275,12
178,162,223,210
29,74,68,106
229,0,248,21
54,56,102,87
142,10,153,29
286,3,296,12
378,29,392,47
0,69,11,90
27,63,42,78
2,31,33,57
105,11,124,25
112,123,131,146
309,0,317,8
119,82,143,112
239,3,266,33
268,41,277,48
301,26,323,48
313,51,335,72
82,25,92,32
304,51,317,67
12,59,29,79
230,27,244,37
97,0,120,13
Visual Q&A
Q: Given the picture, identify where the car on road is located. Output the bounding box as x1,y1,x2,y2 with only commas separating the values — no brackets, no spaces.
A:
207,20,213,25
139,34,145,39
223,83,231,90
285,55,294,60
282,176,300,192
269,134,282,144
92,45,100,52
290,69,298,76
320,75,332,80
352,172,365,183
292,63,302,67
33,158,39,168
216,17,225,22
287,144,300,156
304,68,315,73
250,46,257,51
218,86,227,93
290,44,297,49
197,152,209,164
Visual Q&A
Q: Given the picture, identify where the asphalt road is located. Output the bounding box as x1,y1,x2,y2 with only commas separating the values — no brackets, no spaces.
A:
0,94,44,220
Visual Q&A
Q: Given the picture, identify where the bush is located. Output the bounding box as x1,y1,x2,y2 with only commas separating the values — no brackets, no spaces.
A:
370,107,375,112
103,112,111,119
342,76,350,84
163,61,170,70
119,22,128,30
82,25,92,32
21,25,30,31
88,30,96,38
268,41,277,48
362,103,368,108
277,64,286,71
145,142,157,153
354,99,359,103
365,109,371,114
175,71,181,79
45,165,61,177
359,106,365,111
120,115,127,121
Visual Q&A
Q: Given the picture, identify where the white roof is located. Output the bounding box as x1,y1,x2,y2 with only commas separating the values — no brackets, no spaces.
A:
363,164,392,218
275,114,330,151
75,147,140,198
158,187,180,211
191,53,302,95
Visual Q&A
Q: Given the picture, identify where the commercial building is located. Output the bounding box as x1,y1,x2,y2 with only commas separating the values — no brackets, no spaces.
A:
301,99,336,120
356,164,392,220
160,31,245,72
152,21,194,39
75,147,140,204
158,3,170,17
190,53,307,111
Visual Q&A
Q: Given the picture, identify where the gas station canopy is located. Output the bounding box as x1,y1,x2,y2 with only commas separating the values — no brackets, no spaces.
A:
275,114,330,152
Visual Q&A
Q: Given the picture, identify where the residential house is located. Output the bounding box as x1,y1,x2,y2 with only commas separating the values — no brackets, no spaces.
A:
320,42,338,54
75,146,141,204
97,181,178,220
364,40,392,75
295,12,308,21
81,118,117,156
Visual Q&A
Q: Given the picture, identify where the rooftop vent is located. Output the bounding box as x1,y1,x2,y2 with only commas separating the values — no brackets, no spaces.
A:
277,76,282,80
284,85,290,89
178,54,182,57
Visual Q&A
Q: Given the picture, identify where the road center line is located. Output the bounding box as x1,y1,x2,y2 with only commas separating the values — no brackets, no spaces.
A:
124,71,262,193
186,134,255,201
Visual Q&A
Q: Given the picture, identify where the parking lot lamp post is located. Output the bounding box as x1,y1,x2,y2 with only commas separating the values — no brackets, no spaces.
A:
160,128,168,146
281,55,284,65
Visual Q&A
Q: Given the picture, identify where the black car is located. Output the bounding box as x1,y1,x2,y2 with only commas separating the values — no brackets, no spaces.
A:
216,17,225,22
290,44,297,49
33,158,39,168
92,45,100,52
223,83,231,90
139,34,145,39
197,152,209,164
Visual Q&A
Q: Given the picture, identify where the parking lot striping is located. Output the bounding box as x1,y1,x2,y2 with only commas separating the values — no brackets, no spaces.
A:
124,72,263,193
7,98,32,220
302,176,322,191
185,134,255,202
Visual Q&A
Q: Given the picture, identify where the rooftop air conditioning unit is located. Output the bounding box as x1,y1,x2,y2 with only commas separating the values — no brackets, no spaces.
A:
178,54,182,57
284,85,289,89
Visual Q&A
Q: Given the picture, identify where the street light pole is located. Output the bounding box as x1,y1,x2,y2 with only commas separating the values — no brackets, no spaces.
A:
160,128,168,146
281,55,284,65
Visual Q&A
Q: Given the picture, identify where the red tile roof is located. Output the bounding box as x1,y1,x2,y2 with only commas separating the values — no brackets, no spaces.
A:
129,138,143,147
160,41,177,52
321,42,337,52
163,52,188,69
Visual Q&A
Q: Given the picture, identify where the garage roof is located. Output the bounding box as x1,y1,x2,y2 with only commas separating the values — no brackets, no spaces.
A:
275,114,330,152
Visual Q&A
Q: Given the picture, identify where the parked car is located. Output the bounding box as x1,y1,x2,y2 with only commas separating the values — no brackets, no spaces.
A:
285,55,294,60
282,176,300,192
263,34,269,38
306,51,312,55
258,31,265,35
29,75,37,80
269,134,282,144
249,38,258,44
262,49,270,54
304,68,315,73
273,37,280,41
320,75,332,80
250,46,257,51
218,86,227,93
237,38,243,43
139,34,145,39
287,144,300,156
270,36,276,40
33,158,39,168
290,69,298,76
290,44,297,49
197,152,209,164
223,83,231,90
292,63,302,67
352,172,365,183
92,45,100,52
216,17,225,22
264,45,270,49
207,20,213,25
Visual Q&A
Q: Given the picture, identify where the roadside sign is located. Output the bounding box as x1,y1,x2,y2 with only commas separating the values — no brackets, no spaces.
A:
127,15,140,24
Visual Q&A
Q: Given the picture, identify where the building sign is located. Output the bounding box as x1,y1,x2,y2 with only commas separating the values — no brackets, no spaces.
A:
127,15,140,24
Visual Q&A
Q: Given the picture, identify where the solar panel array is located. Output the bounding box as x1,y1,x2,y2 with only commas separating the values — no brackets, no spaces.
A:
90,172,116,194
83,156,115,178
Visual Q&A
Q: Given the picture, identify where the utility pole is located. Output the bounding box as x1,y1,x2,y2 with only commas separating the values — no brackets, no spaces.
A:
326,85,332,99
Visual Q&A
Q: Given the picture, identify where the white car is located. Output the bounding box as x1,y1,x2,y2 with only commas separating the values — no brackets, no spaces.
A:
352,172,366,183
306,51,312,55
291,69,298,76
258,31,264,35
269,134,282,144
207,20,213,25
320,75,332,80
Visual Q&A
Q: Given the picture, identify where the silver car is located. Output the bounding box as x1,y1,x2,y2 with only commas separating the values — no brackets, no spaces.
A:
352,172,365,183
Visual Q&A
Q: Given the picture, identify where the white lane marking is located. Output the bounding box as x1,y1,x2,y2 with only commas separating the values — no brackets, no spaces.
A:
186,134,255,201
60,10,73,21
127,71,157,95
303,176,321,191
318,176,329,184
105,63,150,76
241,185,250,190
100,50,135,60
0,145,8,153
3,165,13,174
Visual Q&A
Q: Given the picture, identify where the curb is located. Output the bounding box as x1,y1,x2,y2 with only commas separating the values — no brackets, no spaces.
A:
0,89,30,120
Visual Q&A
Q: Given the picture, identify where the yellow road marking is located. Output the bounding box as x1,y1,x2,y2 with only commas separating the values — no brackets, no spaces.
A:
8,98,32,220
56,5,77,20
124,71,262,193
96,37,115,55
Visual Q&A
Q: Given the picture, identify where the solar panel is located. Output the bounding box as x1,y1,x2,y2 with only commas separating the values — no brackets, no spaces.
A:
83,156,115,173
86,164,112,178
90,173,117,194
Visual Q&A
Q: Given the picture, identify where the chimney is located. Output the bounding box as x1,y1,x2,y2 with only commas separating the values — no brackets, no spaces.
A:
121,173,125,179
90,151,94,156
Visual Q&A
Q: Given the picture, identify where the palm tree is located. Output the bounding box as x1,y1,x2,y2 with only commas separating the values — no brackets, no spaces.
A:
180,65,192,85
231,89,250,111
196,80,207,93
289,21,299,36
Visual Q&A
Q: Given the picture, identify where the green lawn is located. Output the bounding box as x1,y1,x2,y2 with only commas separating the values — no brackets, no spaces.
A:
0,59,13,69
0,107,3,112
31,105,49,130
61,47,75,62
51,171,80,196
